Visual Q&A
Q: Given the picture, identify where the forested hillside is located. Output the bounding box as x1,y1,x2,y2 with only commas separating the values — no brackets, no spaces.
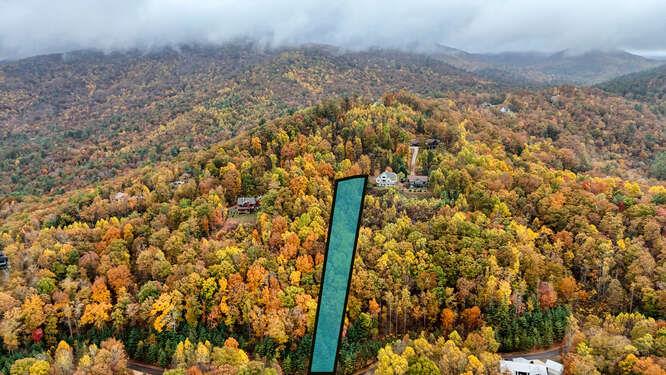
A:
3,45,663,198
0,45,498,196
455,85,666,180
1,93,664,374
599,63,666,116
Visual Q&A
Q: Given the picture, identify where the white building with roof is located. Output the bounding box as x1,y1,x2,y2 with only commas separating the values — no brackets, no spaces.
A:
375,171,398,187
500,358,563,375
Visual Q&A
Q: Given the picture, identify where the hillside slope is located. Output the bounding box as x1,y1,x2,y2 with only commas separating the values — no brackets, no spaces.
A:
0,93,664,374
2,45,663,197
0,45,503,196
598,63,666,115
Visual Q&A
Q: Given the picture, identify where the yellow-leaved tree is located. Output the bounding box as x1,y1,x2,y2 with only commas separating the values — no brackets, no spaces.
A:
80,277,112,329
150,291,183,332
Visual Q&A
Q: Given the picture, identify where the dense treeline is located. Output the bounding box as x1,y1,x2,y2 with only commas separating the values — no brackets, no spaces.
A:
486,303,569,352
564,313,666,374
0,92,665,373
599,63,666,115
374,329,502,375
460,86,666,178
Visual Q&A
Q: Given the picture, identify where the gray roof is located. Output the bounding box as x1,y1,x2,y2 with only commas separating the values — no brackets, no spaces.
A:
237,197,258,206
408,175,429,182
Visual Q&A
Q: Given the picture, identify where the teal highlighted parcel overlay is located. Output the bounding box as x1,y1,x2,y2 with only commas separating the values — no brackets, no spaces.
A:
310,175,367,374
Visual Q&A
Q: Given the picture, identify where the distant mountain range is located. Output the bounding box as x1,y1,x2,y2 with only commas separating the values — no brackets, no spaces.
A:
431,45,662,85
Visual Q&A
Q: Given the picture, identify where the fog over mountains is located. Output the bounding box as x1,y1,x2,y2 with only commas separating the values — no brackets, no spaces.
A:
1,0,666,60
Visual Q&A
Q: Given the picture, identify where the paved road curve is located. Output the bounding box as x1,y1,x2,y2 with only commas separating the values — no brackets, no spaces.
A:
501,344,564,361
127,360,165,375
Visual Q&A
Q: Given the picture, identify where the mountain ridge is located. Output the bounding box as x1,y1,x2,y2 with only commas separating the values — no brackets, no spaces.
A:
432,45,661,85
0,44,502,196
598,62,666,115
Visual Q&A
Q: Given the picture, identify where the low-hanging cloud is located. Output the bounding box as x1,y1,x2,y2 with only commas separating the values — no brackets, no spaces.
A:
1,0,666,60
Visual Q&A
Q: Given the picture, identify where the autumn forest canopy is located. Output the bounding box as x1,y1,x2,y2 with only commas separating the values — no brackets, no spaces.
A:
0,43,665,375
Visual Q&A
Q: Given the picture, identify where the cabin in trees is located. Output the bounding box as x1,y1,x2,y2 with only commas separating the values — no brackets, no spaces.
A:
375,171,398,187
407,175,429,190
425,138,439,149
171,172,192,187
0,251,8,271
409,138,440,149
235,197,260,214
500,359,563,375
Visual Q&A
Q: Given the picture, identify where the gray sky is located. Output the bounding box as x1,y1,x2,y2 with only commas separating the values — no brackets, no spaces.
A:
1,0,666,60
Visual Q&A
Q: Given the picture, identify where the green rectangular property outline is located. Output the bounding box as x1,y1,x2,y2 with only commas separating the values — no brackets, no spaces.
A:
309,175,367,374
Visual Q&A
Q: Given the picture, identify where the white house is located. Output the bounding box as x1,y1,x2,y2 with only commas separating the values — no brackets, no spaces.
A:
375,171,398,187
545,360,563,375
500,358,563,375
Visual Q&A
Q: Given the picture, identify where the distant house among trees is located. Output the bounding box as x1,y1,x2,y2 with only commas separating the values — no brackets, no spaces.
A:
0,252,8,270
235,197,260,214
425,138,439,149
0,243,8,270
375,171,398,187
407,175,429,190
113,192,128,202
171,172,192,187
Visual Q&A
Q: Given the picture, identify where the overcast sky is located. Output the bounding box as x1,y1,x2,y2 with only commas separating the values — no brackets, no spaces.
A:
1,0,666,60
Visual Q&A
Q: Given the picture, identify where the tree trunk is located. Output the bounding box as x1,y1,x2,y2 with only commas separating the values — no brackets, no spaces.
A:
378,300,382,336
388,304,392,336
